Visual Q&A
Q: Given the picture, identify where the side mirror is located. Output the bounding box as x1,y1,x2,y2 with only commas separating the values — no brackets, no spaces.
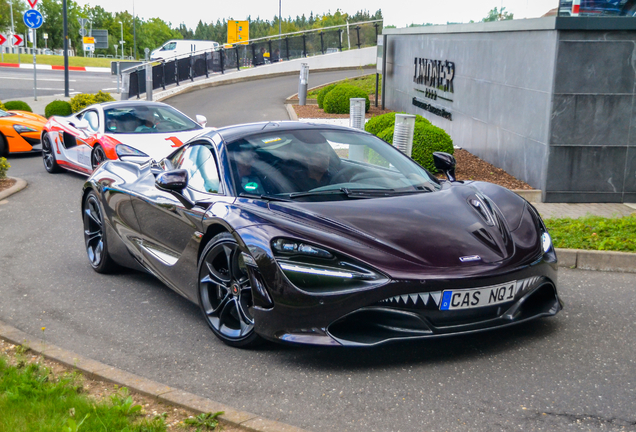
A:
433,152,457,182
76,118,90,130
155,169,188,192
196,115,207,127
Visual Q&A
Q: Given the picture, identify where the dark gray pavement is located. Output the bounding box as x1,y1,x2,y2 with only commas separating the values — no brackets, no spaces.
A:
0,67,117,101
1,71,635,431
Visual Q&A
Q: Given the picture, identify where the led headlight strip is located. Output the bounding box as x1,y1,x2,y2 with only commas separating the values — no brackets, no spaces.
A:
279,262,354,279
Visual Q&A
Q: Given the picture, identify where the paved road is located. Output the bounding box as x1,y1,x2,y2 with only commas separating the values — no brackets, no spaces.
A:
0,67,116,101
1,73,636,432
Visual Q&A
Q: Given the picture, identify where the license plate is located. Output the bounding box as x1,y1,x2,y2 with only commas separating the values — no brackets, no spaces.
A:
439,282,517,311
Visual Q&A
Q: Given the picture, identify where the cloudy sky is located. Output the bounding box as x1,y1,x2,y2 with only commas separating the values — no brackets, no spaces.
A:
72,0,560,29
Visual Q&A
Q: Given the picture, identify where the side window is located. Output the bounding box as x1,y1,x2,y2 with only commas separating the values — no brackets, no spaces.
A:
177,145,221,194
81,110,99,132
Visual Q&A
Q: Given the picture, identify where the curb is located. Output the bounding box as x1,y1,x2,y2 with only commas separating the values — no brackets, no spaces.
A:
0,177,27,201
285,104,298,121
513,189,541,203
285,73,375,104
0,319,310,432
0,62,110,73
556,248,636,273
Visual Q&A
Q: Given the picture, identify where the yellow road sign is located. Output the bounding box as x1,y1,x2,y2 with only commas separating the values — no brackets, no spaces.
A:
227,20,249,45
83,36,95,44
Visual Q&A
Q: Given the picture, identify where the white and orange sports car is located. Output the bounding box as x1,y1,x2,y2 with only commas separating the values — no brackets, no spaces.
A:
42,101,211,175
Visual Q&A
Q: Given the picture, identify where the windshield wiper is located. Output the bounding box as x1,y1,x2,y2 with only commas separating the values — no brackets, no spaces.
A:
287,188,395,199
239,192,290,202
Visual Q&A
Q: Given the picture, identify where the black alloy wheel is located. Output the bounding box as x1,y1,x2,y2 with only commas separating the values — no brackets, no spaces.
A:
0,133,7,157
41,133,63,173
83,191,118,273
198,232,262,348
91,145,107,170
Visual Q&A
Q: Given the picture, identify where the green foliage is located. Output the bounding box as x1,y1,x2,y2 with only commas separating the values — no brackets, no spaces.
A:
184,411,224,431
0,157,10,179
0,355,168,432
4,100,32,113
0,100,5,111
483,7,514,22
45,100,73,118
323,84,370,114
378,123,454,172
69,92,115,113
316,84,337,109
364,112,430,136
545,215,636,252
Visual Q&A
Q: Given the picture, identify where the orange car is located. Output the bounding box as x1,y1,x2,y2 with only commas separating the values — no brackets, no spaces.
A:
0,109,48,156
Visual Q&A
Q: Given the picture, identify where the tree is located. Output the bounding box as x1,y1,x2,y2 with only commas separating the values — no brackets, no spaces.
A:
483,7,514,22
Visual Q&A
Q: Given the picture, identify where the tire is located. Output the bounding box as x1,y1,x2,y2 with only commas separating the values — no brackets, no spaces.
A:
41,133,63,173
0,133,8,157
91,145,107,170
197,232,263,348
82,190,119,274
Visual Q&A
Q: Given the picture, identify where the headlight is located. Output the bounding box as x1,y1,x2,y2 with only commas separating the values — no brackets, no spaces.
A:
541,232,552,253
13,125,37,134
271,238,387,293
116,144,149,158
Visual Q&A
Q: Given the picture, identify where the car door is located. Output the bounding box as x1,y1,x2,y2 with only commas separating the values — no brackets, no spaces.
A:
131,141,227,301
75,109,101,168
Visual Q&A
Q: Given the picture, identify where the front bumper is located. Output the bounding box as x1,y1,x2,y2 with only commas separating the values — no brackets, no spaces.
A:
250,259,561,347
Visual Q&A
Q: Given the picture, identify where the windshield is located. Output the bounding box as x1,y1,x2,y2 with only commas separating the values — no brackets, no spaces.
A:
226,129,440,200
0,109,15,118
104,105,201,134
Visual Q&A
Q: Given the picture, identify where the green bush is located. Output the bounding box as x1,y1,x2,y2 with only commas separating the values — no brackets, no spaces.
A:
0,100,6,111
4,100,32,112
69,92,115,113
365,112,430,136
316,84,337,109
45,100,73,118
0,157,10,179
378,123,454,172
323,84,370,114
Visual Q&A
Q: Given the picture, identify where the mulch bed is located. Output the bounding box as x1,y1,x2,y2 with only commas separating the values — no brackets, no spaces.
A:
0,178,16,193
293,105,533,190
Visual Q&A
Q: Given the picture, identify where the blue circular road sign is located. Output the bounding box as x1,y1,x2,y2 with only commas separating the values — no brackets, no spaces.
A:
23,10,44,29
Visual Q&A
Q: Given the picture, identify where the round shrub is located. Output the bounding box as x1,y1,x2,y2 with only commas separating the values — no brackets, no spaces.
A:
323,84,370,114
45,100,73,118
69,93,97,113
377,123,453,172
94,90,115,104
365,112,431,136
4,100,33,113
316,84,337,109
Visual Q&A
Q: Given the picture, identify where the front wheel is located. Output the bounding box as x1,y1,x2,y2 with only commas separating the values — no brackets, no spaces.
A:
82,190,119,274
91,145,107,170
197,233,263,348
42,133,63,173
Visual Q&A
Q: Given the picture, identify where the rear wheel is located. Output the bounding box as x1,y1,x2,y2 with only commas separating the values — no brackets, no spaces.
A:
82,190,118,273
91,145,107,170
198,233,263,348
42,133,63,173
0,133,8,157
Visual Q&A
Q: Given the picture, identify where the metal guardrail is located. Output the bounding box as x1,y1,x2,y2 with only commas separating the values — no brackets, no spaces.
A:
121,20,383,99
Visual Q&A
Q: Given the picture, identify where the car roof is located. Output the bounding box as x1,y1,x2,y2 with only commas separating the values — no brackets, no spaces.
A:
208,121,368,143
97,101,173,110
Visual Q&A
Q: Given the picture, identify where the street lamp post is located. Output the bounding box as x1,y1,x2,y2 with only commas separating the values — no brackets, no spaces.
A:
279,0,282,37
133,0,136,60
119,21,124,60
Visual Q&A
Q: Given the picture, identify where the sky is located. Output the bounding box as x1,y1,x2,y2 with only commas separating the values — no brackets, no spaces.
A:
71,0,561,30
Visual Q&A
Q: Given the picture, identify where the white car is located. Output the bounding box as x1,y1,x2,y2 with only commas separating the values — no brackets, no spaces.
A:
42,101,212,175
150,40,220,61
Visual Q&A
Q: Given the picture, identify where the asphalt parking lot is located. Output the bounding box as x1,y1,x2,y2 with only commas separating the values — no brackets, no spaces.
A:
1,73,636,431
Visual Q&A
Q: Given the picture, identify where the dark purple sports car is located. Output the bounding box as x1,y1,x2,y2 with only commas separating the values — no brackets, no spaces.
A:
82,121,562,347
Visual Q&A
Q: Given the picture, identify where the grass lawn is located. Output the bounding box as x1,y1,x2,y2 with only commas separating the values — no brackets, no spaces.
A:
545,214,636,252
0,341,224,431
307,73,381,98
0,53,138,68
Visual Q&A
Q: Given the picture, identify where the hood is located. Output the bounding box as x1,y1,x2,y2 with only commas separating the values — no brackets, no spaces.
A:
268,184,519,269
106,128,210,160
8,110,47,126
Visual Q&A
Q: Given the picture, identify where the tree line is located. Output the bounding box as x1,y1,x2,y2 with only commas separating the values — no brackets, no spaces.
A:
0,0,382,58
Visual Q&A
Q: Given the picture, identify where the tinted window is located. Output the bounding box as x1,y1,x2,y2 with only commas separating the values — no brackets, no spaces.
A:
161,42,177,51
226,129,440,199
104,105,201,134
176,145,220,194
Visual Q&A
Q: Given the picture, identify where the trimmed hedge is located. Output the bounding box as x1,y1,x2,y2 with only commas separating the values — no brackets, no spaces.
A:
378,123,454,172
365,112,430,136
45,100,73,118
4,100,32,113
70,91,115,113
323,84,370,114
316,84,337,109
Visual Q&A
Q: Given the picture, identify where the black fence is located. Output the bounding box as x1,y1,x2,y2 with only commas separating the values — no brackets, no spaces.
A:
124,20,382,99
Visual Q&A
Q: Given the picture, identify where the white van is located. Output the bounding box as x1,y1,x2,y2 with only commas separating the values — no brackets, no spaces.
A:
150,40,219,61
